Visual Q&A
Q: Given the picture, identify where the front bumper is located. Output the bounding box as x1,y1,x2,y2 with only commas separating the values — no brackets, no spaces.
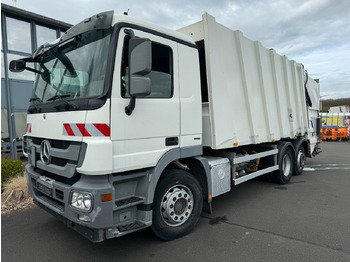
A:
26,164,152,242
26,164,114,242
34,199,106,242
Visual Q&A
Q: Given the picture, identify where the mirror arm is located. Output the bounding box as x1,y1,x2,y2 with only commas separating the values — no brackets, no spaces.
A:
124,29,135,39
124,28,136,116
125,97,136,116
25,67,41,74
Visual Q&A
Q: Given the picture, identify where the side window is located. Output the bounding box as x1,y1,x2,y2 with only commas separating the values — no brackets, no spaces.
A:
121,36,173,98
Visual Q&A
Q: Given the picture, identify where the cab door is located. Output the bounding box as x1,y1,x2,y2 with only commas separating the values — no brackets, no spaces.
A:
110,28,180,173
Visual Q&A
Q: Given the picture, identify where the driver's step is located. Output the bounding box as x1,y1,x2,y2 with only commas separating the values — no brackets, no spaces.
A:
115,196,144,210
118,221,147,233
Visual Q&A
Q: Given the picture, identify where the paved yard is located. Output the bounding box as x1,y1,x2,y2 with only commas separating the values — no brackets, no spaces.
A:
2,141,350,261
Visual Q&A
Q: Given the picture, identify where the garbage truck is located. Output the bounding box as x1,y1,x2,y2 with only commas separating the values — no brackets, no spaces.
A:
10,11,321,242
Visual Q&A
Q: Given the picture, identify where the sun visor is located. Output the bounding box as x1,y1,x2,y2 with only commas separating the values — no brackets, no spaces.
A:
20,11,114,63
60,11,114,43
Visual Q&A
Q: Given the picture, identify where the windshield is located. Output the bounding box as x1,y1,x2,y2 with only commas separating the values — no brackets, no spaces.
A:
30,29,111,106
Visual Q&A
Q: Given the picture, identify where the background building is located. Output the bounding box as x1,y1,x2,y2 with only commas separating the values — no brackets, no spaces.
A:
1,3,71,158
328,105,350,114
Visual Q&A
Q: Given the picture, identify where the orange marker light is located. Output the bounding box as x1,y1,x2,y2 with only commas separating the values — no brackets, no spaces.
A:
234,142,238,146
102,193,113,202
272,139,275,142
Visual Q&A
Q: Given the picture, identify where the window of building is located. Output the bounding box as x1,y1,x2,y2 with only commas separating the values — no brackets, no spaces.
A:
36,25,57,46
121,37,173,98
6,17,31,53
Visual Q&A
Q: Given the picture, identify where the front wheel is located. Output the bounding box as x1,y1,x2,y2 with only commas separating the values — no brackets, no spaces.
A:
152,169,203,240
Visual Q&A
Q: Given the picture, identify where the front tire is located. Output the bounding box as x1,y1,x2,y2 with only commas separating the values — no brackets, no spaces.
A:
152,169,203,241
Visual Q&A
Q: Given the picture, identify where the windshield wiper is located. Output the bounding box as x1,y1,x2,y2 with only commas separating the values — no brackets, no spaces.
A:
47,94,79,109
29,97,41,102
28,97,42,113
47,94,71,102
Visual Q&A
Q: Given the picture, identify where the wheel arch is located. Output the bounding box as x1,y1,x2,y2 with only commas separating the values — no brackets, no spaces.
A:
181,156,211,203
292,137,308,155
147,147,206,204
278,141,296,158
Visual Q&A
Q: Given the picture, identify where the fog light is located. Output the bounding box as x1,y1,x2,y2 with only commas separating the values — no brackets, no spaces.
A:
70,192,93,212
79,214,91,222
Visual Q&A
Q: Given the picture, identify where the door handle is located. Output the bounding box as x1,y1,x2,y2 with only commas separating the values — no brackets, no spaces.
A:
165,137,178,146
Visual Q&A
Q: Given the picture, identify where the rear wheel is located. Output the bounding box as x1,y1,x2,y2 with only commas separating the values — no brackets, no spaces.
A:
294,145,306,176
270,145,294,184
152,169,203,240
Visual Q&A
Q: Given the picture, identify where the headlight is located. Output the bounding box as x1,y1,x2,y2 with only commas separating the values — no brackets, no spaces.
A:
70,192,93,212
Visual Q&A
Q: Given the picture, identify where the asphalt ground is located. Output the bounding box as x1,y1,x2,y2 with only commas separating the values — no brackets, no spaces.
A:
2,141,350,262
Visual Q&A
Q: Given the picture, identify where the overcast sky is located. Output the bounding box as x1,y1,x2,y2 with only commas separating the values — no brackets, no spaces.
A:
2,0,350,99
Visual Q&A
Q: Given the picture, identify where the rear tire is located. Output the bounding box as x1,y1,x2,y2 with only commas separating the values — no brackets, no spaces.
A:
152,169,203,241
270,145,294,184
294,145,306,176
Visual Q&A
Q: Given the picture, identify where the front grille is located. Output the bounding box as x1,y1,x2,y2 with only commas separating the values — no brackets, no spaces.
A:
36,192,64,212
31,137,71,150
27,137,84,179
55,189,64,200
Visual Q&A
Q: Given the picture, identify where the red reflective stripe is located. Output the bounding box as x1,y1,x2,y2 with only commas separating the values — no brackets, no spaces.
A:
93,123,110,137
64,123,75,136
64,123,110,137
26,124,32,133
76,124,91,137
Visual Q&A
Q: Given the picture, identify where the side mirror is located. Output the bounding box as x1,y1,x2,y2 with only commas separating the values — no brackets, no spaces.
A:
9,60,26,72
125,37,152,116
129,77,151,97
128,38,152,97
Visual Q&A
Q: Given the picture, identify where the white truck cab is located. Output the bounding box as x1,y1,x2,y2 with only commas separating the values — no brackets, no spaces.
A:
10,11,321,242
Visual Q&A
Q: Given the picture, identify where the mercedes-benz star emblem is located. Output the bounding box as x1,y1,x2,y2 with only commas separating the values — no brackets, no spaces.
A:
40,140,51,165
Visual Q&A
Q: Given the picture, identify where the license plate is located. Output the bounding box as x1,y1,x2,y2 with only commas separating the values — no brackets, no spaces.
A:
37,181,53,197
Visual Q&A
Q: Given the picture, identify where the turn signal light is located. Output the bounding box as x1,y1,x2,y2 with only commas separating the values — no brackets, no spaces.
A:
102,193,113,202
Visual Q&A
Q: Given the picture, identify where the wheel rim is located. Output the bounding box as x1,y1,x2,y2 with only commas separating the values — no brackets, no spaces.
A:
282,154,292,177
160,184,194,227
297,149,306,171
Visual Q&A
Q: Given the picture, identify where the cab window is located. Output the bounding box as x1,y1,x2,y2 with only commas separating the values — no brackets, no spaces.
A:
121,36,173,98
